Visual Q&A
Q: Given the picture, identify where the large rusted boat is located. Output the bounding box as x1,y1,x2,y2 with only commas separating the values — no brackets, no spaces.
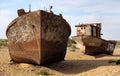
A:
72,23,116,55
6,8,71,65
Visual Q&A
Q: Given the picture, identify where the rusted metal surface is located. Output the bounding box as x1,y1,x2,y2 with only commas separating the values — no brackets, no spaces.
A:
6,10,71,65
75,23,102,38
82,36,116,55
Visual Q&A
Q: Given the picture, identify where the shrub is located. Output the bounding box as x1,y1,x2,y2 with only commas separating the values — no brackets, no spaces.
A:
37,70,48,76
116,60,120,65
0,39,8,47
67,38,76,47
108,59,120,65
116,41,120,48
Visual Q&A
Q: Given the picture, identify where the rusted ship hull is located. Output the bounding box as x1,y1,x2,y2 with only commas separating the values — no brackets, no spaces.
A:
6,10,71,65
82,36,116,55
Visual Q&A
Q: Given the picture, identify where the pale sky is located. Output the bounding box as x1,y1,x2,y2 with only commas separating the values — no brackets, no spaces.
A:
0,0,120,40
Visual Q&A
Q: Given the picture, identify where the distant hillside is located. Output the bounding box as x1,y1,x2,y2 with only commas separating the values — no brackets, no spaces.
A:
0,39,120,48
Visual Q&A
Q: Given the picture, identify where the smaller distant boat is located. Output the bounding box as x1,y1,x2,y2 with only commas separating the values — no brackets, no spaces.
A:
72,23,116,55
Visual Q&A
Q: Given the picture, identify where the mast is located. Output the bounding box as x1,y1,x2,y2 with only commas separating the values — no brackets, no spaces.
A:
29,4,31,12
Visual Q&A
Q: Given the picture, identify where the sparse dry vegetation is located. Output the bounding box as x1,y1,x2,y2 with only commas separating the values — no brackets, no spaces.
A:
108,59,120,65
67,38,79,52
37,70,49,76
67,38,76,47
116,41,120,48
0,39,8,48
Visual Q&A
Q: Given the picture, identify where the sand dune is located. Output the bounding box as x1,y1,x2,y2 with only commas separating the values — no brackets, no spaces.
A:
0,47,120,76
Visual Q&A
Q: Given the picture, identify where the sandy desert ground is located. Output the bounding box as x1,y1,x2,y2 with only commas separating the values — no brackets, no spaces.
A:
0,46,120,76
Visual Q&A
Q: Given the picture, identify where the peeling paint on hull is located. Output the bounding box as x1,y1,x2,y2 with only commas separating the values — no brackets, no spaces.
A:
6,10,71,65
72,36,116,55
82,36,117,55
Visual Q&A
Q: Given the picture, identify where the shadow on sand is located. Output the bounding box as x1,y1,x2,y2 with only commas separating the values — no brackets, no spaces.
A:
46,59,118,74
94,54,120,58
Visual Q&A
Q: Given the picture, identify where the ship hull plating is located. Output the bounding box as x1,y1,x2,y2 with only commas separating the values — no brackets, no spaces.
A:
6,10,71,65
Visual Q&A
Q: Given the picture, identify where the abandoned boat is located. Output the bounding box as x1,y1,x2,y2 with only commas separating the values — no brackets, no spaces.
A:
72,23,116,55
6,8,71,65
